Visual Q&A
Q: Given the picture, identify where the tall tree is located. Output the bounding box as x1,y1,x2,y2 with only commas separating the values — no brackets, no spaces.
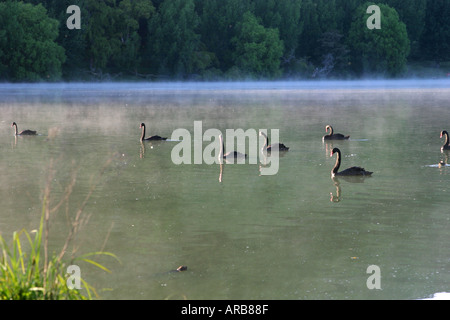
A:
112,0,154,73
335,0,365,35
84,0,153,75
84,0,117,71
383,0,426,59
348,2,410,77
231,11,284,78
147,0,201,77
0,0,65,81
198,0,253,72
253,0,302,56
35,0,88,78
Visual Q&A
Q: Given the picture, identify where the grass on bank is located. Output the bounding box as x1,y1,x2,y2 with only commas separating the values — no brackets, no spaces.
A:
0,158,119,300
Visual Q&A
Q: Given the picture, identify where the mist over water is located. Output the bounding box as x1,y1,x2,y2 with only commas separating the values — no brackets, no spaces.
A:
2,78,450,94
1,80,449,300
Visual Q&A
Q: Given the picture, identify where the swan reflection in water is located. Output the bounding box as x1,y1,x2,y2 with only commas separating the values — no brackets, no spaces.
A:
439,130,450,171
329,148,372,202
218,162,224,182
424,153,449,174
330,175,371,202
217,134,246,182
330,177,342,202
139,140,167,158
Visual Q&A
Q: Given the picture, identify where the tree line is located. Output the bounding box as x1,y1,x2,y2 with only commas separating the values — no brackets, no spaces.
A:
0,0,449,82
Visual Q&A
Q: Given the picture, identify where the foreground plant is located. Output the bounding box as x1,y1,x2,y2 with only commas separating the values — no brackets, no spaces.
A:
0,158,119,300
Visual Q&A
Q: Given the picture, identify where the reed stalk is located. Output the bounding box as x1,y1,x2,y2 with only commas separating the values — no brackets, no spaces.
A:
0,157,119,300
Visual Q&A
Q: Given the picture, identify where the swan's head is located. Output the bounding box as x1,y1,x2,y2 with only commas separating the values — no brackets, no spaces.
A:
330,147,340,157
11,122,17,127
259,131,267,138
325,125,332,132
176,265,187,272
140,123,145,128
440,130,448,138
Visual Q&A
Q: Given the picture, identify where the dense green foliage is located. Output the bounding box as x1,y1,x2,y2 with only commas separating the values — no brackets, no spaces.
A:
0,0,449,81
231,11,284,78
348,2,410,76
0,0,65,81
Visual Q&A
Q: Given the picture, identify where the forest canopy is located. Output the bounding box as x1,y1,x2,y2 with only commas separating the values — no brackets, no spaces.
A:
0,0,449,82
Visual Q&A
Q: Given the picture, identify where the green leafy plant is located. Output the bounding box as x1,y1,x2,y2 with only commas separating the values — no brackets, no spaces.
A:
0,158,119,300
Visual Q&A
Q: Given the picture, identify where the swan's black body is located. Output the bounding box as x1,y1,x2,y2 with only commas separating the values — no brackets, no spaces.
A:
12,122,37,136
330,148,372,177
140,123,167,142
323,125,349,141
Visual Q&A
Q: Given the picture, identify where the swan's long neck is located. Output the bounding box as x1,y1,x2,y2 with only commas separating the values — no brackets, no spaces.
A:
219,135,224,159
13,123,18,135
444,132,449,147
140,125,145,141
261,132,269,149
327,126,334,135
332,150,341,175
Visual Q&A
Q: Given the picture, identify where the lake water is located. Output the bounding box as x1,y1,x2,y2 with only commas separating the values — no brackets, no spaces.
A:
0,80,449,300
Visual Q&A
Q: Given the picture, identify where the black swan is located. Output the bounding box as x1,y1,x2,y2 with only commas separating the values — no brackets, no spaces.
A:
323,125,349,140
440,130,450,151
172,265,187,272
219,134,247,159
11,122,37,136
259,131,289,152
140,123,167,142
330,147,372,177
